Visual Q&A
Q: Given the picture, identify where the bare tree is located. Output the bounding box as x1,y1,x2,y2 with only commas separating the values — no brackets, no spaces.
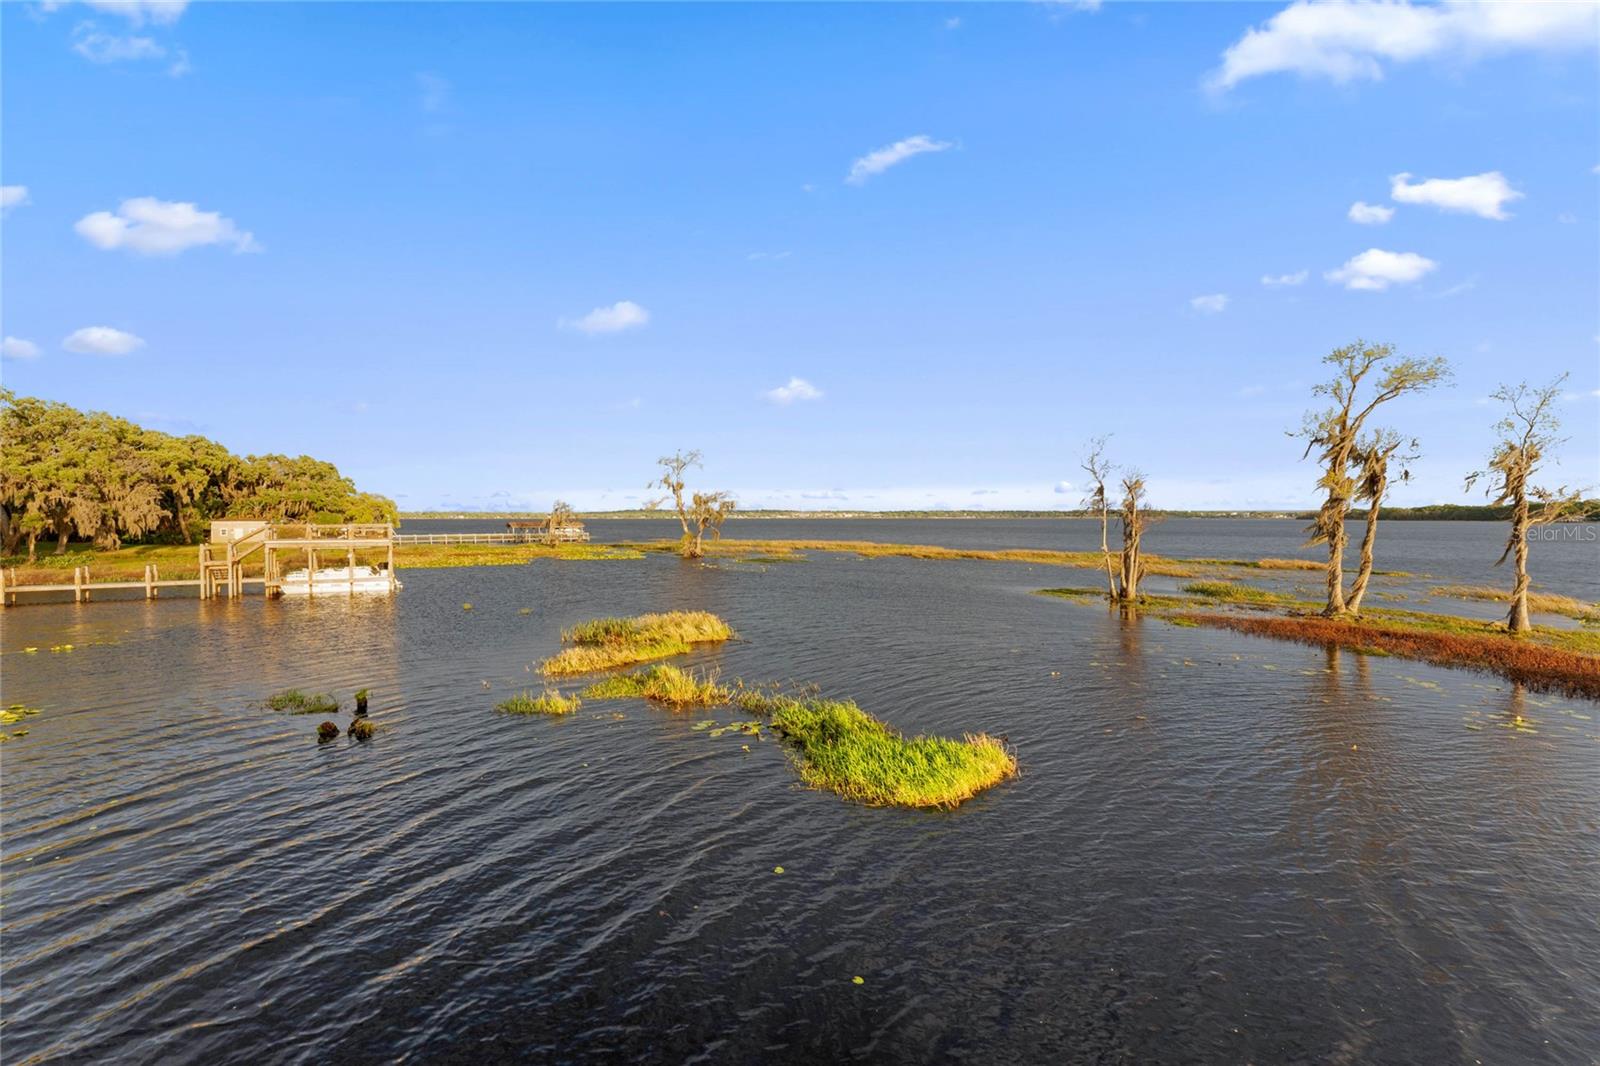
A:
1344,429,1418,615
1299,340,1450,616
543,499,578,545
647,450,736,559
1116,471,1150,602
1080,436,1117,600
1466,375,1582,633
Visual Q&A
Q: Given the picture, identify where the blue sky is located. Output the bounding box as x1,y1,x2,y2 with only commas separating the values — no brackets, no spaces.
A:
3,0,1597,511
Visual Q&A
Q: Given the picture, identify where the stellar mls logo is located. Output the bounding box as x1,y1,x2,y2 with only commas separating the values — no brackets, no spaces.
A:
1529,526,1597,542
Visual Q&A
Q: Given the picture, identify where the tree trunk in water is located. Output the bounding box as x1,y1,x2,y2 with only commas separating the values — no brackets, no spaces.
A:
1507,492,1531,634
1100,505,1113,598
1118,525,1142,602
1345,482,1385,615
1322,506,1347,616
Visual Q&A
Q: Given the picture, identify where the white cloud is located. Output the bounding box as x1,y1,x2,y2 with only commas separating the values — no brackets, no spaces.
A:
1325,248,1438,290
63,326,145,355
945,16,962,29
765,377,823,404
1390,170,1522,220
72,25,164,63
1053,480,1074,494
1348,200,1394,224
75,197,259,255
1208,0,1600,91
1261,269,1308,286
846,134,952,185
0,185,28,213
2,337,42,360
46,1,190,26
1190,293,1230,314
563,300,650,335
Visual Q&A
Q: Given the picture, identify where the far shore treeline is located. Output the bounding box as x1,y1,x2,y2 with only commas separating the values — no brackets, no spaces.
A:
396,503,1599,522
0,390,397,558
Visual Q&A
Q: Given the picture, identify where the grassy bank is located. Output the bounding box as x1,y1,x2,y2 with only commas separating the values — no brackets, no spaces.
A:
540,611,734,676
1429,585,1599,623
736,690,1017,809
1177,611,1600,699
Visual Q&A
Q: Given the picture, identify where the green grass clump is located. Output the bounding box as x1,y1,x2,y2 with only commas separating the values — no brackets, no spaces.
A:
348,718,377,740
739,692,1016,810
583,664,730,710
497,689,583,716
1181,580,1293,605
1035,587,1108,600
541,611,734,676
266,689,340,715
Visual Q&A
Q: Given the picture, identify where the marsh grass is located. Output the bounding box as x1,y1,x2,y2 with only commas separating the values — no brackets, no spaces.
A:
541,611,734,676
1430,585,1599,623
1251,558,1323,571
497,689,583,716
735,690,1017,809
583,664,730,709
266,689,340,715
1180,611,1600,699
624,539,1205,577
1181,580,1297,605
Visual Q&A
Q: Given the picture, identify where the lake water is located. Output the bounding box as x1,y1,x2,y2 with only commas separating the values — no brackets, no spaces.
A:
3,524,1598,1063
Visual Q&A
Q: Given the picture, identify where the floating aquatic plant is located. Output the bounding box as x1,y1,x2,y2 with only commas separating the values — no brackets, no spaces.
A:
317,721,341,742
348,718,377,740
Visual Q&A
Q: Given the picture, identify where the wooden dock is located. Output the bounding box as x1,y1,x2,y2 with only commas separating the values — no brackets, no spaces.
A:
1,522,398,607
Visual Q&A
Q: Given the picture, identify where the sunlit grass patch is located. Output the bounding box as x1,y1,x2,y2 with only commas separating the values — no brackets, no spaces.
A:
737,691,1016,809
266,689,340,715
497,688,582,716
583,664,730,710
1035,587,1107,601
1179,611,1600,700
1430,585,1598,623
1181,580,1296,605
1251,558,1323,571
541,611,734,676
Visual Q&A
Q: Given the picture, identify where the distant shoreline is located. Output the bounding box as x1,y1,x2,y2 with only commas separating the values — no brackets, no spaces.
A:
399,505,1598,522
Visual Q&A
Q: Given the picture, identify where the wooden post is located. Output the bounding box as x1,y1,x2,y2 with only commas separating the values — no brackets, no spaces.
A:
348,526,356,596
387,538,396,592
0,565,7,608
307,547,316,597
74,566,85,603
